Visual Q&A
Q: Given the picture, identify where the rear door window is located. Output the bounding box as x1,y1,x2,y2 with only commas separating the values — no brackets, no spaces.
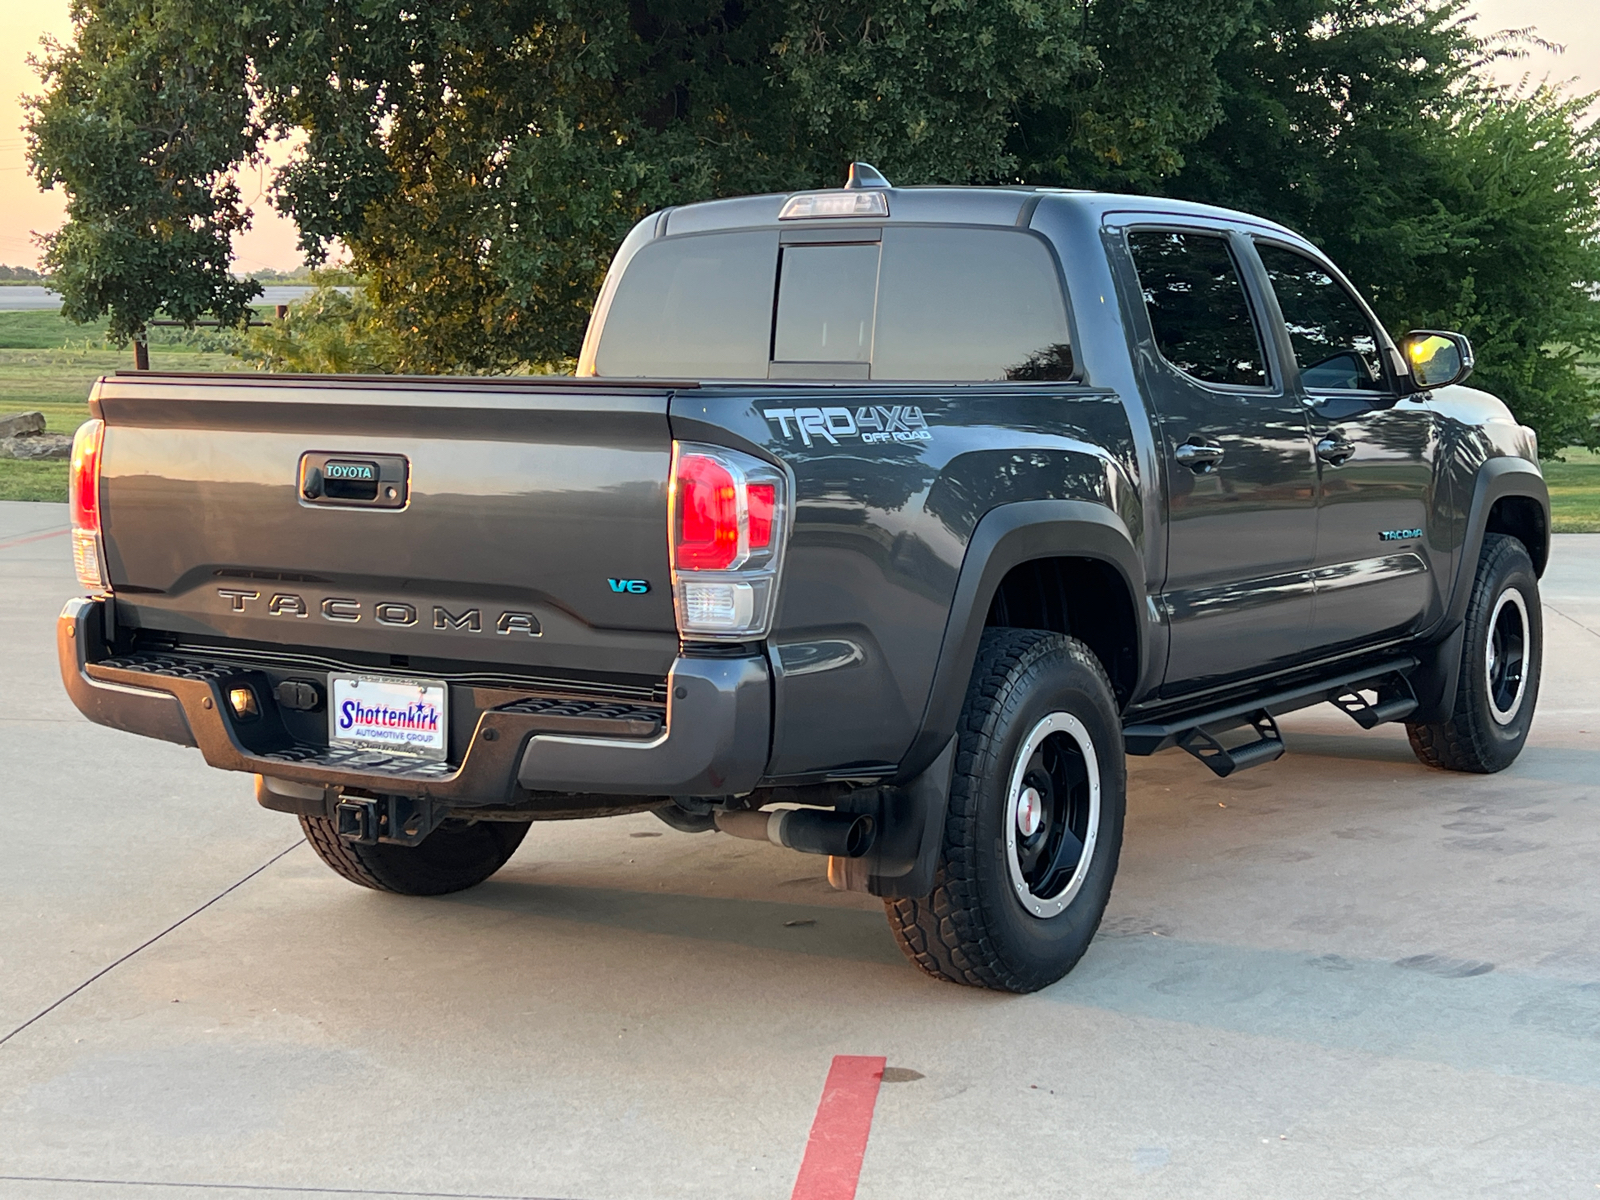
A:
872,227,1073,381
594,231,777,378
1127,230,1268,388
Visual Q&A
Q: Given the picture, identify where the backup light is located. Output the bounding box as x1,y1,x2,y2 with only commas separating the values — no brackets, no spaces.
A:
669,443,788,640
778,192,889,220
680,579,758,632
227,686,260,722
68,419,107,591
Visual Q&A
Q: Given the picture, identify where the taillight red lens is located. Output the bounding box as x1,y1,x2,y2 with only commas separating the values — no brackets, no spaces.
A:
747,483,775,548
675,452,740,570
70,419,104,533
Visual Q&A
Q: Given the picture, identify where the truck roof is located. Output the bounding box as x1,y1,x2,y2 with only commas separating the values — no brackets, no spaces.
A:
658,185,1312,247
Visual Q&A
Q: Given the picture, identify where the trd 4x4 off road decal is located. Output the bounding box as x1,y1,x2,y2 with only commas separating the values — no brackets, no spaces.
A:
763,405,932,447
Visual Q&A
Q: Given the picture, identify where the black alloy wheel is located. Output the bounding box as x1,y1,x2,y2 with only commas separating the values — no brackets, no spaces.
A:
1485,586,1530,726
1007,712,1101,918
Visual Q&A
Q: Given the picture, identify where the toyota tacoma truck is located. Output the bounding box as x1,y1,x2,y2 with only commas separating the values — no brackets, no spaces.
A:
58,164,1549,993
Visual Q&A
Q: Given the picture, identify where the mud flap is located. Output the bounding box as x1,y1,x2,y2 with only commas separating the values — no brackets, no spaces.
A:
1406,624,1466,726
828,737,956,898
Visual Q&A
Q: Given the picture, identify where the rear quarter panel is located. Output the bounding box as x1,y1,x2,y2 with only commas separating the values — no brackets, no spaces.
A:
679,380,1142,781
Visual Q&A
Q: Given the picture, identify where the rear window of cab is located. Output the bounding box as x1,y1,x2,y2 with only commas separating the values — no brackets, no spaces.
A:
592,226,1075,382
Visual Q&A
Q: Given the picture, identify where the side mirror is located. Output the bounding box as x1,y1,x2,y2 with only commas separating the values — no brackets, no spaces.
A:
1400,330,1474,392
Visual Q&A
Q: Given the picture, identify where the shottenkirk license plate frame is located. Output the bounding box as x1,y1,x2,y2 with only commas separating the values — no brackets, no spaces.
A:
328,673,449,760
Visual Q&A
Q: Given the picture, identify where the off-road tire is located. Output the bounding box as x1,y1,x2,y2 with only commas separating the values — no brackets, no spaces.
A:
884,629,1126,992
1407,533,1542,773
300,814,531,895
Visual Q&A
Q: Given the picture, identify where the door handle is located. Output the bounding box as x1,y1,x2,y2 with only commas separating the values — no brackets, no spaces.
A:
1316,436,1355,467
1174,441,1225,472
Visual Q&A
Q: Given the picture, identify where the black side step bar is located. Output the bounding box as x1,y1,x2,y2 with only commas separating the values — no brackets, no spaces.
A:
1175,710,1285,778
1330,673,1418,729
1124,655,1419,775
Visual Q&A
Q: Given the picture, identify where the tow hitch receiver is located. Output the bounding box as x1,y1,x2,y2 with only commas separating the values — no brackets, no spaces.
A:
335,796,450,847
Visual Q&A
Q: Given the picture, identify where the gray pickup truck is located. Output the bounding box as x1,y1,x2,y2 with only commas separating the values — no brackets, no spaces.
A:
59,164,1549,992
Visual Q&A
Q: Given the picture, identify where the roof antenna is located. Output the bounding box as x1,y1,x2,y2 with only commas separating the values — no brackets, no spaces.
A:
844,162,891,190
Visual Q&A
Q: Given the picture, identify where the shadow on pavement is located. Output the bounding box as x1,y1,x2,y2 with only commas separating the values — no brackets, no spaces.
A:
435,879,907,967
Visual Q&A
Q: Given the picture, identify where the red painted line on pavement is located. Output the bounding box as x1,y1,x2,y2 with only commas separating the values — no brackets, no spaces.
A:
0,527,68,552
790,1055,887,1200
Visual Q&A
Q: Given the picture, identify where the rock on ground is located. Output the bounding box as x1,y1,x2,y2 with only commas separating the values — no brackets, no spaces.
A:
0,410,47,439
0,432,73,460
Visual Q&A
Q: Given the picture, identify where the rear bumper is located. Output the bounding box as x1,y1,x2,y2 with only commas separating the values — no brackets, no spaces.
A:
57,597,771,807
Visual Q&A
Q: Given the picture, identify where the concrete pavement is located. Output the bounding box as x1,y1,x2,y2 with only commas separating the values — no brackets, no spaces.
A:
1,499,1597,1199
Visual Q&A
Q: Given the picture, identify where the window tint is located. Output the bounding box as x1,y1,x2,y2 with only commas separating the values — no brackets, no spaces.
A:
1127,231,1267,387
594,231,776,378
773,243,879,363
872,227,1073,381
1257,244,1386,391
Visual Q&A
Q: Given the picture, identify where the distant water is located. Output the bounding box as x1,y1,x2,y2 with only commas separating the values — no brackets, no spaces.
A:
0,287,66,311
0,285,323,313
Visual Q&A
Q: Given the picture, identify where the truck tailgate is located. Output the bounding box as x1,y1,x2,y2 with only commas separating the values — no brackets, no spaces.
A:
92,374,680,681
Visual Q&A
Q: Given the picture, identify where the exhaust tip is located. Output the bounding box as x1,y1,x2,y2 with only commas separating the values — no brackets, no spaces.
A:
713,808,876,858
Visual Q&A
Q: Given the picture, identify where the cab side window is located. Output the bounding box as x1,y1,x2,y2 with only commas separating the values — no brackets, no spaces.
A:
1256,244,1386,392
1127,230,1268,388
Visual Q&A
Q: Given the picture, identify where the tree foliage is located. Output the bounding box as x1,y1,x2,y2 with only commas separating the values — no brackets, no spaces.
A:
26,0,263,347
24,0,1600,448
27,0,1251,369
1161,0,1600,450
253,0,1250,371
234,278,401,374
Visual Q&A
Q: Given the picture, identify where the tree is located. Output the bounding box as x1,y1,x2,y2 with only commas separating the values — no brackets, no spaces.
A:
1395,89,1600,451
26,0,263,366
1157,0,1600,450
28,0,1250,372
235,277,402,374
261,0,1239,371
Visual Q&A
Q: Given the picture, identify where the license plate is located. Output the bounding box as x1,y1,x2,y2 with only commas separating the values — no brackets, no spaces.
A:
328,673,449,759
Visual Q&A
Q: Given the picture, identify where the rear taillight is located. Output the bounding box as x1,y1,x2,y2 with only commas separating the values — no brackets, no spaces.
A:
69,419,107,591
669,442,788,639
675,453,742,571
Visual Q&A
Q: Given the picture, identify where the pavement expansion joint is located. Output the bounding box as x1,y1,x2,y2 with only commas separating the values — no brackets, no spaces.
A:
0,839,306,1049
0,527,69,552
0,1177,584,1200
1544,601,1600,642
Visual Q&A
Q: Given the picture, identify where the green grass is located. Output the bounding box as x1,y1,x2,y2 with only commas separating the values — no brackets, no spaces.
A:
0,460,68,501
1544,447,1600,534
0,311,239,501
0,309,112,349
